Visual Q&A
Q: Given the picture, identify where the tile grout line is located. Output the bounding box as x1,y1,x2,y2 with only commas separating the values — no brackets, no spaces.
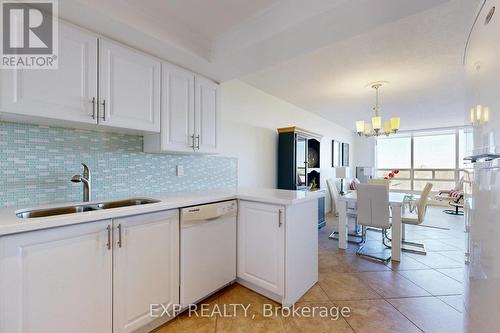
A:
435,268,464,283
383,298,425,333
214,294,218,333
316,277,363,333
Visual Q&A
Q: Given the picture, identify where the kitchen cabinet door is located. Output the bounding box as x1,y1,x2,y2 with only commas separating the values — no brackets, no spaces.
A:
0,21,98,124
0,220,113,333
194,75,220,153
237,201,285,296
112,210,179,333
159,62,196,152
99,39,160,133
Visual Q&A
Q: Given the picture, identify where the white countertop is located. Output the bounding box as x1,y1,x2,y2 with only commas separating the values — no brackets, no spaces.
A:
0,187,324,236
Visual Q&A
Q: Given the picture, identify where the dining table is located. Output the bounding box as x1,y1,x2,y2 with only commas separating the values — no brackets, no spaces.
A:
338,191,411,262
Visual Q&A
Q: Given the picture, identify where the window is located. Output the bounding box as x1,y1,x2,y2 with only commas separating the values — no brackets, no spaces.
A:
414,134,455,169
459,128,473,168
376,127,469,192
376,137,411,169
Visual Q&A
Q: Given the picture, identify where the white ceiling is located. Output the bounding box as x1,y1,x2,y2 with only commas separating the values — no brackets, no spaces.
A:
242,0,481,131
59,0,481,131
131,0,281,38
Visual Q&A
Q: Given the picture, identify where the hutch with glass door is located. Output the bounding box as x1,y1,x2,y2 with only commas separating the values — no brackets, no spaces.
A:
277,127,325,228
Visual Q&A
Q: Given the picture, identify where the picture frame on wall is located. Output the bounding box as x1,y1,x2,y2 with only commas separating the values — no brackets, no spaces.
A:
342,143,350,167
332,140,341,167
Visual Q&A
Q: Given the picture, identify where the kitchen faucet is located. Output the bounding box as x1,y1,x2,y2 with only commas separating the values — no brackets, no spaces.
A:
71,163,92,202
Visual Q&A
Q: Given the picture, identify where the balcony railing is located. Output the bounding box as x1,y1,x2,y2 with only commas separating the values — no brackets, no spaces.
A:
377,168,458,192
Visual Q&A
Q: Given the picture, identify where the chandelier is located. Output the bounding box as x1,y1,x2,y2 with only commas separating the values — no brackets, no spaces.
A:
356,82,400,137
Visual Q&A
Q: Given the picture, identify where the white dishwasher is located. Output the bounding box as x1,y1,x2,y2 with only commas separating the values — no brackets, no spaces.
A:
180,200,237,307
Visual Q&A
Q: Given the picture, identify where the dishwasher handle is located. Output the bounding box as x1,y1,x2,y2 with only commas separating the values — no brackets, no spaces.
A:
181,200,237,224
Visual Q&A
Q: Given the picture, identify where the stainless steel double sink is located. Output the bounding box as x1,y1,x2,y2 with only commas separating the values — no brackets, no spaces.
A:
16,198,160,219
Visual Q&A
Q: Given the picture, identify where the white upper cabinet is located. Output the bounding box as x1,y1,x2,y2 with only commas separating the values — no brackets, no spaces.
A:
0,21,161,133
148,62,195,153
195,75,220,153
0,220,113,333
0,21,98,124
0,19,219,141
144,66,220,154
98,39,160,133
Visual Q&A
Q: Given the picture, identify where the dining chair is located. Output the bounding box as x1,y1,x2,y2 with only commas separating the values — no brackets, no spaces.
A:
401,182,433,255
365,178,391,233
326,179,362,244
356,184,392,262
368,178,391,189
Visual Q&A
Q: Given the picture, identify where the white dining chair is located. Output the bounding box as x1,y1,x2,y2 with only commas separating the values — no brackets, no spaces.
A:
356,184,392,262
401,182,433,255
365,178,391,233
368,178,391,189
326,179,361,244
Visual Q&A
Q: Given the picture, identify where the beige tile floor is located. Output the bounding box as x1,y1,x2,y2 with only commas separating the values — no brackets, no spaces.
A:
155,207,465,333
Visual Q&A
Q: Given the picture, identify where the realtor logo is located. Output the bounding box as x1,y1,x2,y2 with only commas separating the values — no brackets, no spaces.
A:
1,0,58,69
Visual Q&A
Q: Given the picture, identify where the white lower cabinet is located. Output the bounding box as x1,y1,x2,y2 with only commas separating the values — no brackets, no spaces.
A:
237,201,285,297
237,199,318,307
113,210,179,333
0,219,113,333
0,210,179,333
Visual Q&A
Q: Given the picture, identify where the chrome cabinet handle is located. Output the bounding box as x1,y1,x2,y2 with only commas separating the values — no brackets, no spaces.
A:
99,99,106,121
91,97,96,119
278,209,284,228
106,225,111,250
195,135,200,150
117,224,122,248
190,134,196,151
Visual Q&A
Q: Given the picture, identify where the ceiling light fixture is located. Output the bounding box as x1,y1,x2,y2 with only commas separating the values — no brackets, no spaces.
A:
470,64,490,126
356,81,400,137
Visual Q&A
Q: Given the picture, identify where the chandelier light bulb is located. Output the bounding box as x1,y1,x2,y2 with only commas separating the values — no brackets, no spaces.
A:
384,121,391,135
356,121,365,135
390,117,400,132
372,116,382,131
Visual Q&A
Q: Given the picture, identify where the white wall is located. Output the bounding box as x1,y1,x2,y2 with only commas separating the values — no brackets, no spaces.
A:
220,80,355,211
353,135,376,169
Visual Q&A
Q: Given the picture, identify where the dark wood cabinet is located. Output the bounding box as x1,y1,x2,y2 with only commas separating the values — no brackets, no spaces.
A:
277,127,325,228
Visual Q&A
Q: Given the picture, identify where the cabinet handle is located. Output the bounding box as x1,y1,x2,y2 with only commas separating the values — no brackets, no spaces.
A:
100,99,106,121
106,225,111,250
278,209,284,228
91,97,96,119
195,135,200,150
190,134,196,151
117,224,122,248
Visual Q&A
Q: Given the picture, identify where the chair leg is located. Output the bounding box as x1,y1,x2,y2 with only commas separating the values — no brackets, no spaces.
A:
383,229,392,242
401,240,427,255
330,218,363,244
400,222,427,255
443,200,464,215
443,208,464,216
357,227,391,262
382,229,391,249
